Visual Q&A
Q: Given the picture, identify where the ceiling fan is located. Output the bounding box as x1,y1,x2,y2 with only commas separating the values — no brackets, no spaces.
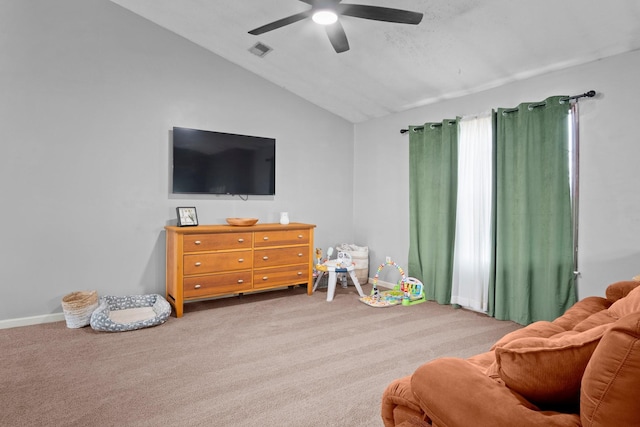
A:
248,0,424,53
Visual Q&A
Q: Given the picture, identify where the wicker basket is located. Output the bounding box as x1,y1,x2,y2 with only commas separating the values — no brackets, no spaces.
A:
61,291,99,328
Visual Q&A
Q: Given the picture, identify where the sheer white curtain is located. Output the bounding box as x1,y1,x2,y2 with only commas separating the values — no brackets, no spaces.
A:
451,112,493,312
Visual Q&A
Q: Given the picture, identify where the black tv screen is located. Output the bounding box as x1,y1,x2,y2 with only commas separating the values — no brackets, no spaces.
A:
172,127,275,195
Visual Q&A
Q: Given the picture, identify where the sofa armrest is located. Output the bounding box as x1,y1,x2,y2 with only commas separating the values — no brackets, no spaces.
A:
605,280,640,302
382,375,426,427
411,358,581,427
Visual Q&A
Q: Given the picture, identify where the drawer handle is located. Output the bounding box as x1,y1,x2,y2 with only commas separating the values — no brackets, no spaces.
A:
263,256,269,260
262,276,269,281
298,253,303,257
238,258,244,263
297,272,303,276
194,240,201,245
298,234,303,239
194,284,201,289
263,236,269,241
194,262,201,266
237,279,244,284
238,238,244,243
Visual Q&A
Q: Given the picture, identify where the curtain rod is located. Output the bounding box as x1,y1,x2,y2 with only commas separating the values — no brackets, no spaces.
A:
399,90,596,134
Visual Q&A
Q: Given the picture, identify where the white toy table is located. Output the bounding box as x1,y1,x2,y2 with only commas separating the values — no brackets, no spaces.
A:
313,256,365,302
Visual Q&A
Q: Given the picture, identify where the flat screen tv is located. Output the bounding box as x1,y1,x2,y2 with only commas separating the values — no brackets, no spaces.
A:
172,127,275,196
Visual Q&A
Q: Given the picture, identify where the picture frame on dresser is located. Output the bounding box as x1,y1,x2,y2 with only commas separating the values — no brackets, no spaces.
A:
176,207,198,227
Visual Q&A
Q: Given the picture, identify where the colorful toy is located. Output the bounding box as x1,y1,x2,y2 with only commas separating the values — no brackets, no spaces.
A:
360,259,426,307
401,277,426,306
360,259,403,307
314,247,335,275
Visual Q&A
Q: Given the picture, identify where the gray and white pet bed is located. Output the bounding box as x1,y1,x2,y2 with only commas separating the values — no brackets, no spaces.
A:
90,294,171,332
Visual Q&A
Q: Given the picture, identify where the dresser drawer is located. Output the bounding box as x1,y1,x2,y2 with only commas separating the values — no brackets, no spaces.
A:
254,229,310,247
183,271,252,298
253,246,309,268
253,264,309,289
183,233,252,253
183,250,253,275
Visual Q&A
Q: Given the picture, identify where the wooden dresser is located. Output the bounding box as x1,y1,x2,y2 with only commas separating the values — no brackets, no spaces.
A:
165,222,315,317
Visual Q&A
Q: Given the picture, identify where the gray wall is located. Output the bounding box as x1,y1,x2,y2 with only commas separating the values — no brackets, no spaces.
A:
0,0,354,321
354,49,640,299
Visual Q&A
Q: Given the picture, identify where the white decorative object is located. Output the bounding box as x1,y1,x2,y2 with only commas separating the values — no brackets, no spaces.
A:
280,212,290,225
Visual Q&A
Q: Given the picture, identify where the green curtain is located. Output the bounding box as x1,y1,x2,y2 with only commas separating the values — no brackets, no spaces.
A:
493,96,576,324
408,120,458,304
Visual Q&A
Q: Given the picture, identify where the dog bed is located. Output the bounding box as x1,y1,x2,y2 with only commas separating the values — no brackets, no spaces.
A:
90,294,171,332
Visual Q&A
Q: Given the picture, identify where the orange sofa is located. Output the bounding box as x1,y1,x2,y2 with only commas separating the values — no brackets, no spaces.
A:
381,280,640,427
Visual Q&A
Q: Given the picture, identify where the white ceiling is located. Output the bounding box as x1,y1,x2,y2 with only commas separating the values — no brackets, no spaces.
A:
109,0,640,123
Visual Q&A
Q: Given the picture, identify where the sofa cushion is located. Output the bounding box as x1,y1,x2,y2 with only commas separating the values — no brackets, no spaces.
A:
572,310,617,332
413,358,582,427
552,296,610,331
491,321,565,351
494,323,610,405
466,351,496,373
605,280,640,303
608,283,640,319
581,312,640,427
395,418,430,427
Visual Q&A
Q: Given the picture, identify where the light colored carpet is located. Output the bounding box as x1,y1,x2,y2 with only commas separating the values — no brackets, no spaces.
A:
1,284,520,426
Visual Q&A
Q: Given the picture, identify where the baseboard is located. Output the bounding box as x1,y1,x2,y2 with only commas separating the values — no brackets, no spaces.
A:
0,312,65,330
366,278,395,289
0,280,389,329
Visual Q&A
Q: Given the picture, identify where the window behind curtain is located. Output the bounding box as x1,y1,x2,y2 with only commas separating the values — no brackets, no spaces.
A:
451,112,493,312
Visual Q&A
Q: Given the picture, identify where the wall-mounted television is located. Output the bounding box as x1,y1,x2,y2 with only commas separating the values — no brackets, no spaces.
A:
172,127,275,196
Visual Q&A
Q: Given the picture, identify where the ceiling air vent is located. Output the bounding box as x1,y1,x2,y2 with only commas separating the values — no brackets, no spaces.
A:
249,42,273,58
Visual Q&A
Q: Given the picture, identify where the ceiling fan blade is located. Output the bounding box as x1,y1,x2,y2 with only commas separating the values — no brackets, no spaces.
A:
248,11,311,35
338,4,423,25
325,20,349,53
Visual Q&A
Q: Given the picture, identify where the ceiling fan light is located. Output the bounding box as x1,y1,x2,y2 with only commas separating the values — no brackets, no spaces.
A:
312,10,338,25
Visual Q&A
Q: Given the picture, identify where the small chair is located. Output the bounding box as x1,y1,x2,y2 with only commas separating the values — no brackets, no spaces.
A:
313,250,365,301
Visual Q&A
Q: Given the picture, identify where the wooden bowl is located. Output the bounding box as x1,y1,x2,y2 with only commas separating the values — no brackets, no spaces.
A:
226,217,259,226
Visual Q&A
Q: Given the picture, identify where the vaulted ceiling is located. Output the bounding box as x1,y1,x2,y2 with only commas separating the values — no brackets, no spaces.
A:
109,0,640,123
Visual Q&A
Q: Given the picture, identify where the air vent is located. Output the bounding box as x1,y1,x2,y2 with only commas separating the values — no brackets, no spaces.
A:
249,42,273,58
